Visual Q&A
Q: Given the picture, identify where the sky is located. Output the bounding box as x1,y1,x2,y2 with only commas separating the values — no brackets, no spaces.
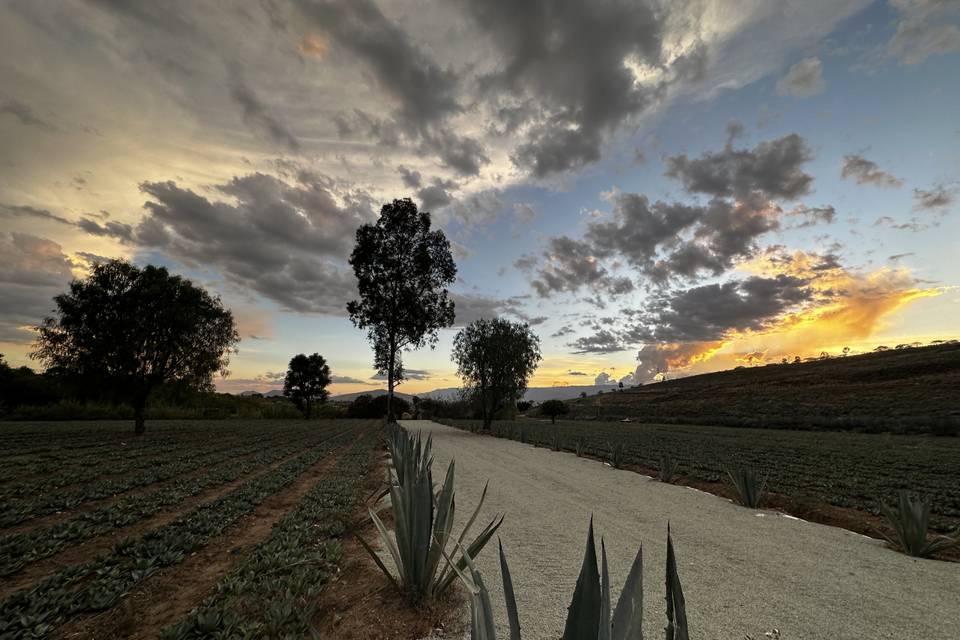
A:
1,0,958,395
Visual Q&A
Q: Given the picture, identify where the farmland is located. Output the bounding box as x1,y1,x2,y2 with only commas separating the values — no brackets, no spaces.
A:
434,418,960,535
568,342,960,433
0,419,382,639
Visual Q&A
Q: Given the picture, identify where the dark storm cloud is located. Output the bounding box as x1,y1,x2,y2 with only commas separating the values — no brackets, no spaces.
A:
531,236,633,298
637,275,815,343
0,232,74,342
0,98,59,131
397,166,422,189
0,203,74,226
840,154,903,188
585,193,703,267
450,292,535,327
298,0,460,128
460,0,665,177
229,73,301,153
76,218,135,242
135,171,373,314
665,134,814,200
913,183,954,210
569,328,627,354
568,274,816,355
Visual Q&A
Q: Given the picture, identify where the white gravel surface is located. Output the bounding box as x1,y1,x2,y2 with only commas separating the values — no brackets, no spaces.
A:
400,420,960,640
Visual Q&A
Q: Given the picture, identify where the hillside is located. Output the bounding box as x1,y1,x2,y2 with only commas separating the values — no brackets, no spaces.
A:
330,384,619,404
568,342,960,433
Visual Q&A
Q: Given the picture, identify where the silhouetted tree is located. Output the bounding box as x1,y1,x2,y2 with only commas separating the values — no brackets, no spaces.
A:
283,353,331,418
347,199,456,422
452,318,541,430
618,380,624,391
346,393,411,419
32,260,238,434
793,355,801,364
541,399,568,424
516,400,533,413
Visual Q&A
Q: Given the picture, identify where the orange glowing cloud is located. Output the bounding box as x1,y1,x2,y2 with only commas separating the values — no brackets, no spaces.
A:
297,34,328,58
637,251,944,381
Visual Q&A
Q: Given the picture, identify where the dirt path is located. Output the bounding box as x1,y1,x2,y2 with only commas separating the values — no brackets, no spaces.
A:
401,420,960,640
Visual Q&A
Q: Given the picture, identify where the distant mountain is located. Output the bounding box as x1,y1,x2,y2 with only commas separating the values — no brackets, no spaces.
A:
238,389,285,397
330,385,619,403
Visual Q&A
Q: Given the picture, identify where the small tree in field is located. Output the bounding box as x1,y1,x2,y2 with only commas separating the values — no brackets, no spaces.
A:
283,353,331,418
452,318,541,430
32,260,238,434
541,399,568,424
347,199,456,422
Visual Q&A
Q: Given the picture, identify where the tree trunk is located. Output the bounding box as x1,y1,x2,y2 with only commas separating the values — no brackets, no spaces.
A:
551,415,556,425
305,399,312,419
133,397,146,435
386,345,395,423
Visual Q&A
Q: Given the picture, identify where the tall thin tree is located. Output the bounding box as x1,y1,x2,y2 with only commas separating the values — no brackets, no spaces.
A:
347,198,456,421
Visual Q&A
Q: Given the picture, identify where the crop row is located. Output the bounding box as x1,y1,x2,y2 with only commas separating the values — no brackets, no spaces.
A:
0,425,360,639
160,428,378,639
438,419,960,530
0,430,287,501
0,427,314,527
0,427,340,577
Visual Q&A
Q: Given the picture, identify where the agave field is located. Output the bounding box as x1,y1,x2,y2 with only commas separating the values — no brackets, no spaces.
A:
435,418,960,533
0,419,381,639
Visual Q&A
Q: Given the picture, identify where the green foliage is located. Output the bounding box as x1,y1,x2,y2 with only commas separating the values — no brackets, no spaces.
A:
347,198,457,421
575,435,587,457
282,353,331,418
659,453,680,483
726,466,767,508
880,491,959,558
346,393,411,419
31,260,239,433
456,519,689,640
609,442,626,469
551,430,562,451
358,427,503,602
540,399,568,424
452,318,542,430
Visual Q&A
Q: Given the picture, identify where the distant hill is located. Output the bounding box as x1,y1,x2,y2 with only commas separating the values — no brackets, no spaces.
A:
567,342,960,433
330,384,619,404
239,389,285,398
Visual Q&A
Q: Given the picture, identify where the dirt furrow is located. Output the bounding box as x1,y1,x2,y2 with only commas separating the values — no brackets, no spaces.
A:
0,444,318,600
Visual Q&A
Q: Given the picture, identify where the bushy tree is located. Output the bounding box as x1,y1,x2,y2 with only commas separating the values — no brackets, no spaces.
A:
32,260,238,433
347,199,456,422
283,353,331,418
346,393,411,419
541,399,568,424
452,318,541,430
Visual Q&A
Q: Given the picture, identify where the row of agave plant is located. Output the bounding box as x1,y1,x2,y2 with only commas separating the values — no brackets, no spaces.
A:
470,422,959,560
359,423,692,638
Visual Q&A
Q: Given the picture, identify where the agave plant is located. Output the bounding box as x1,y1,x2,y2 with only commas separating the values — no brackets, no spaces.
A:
551,430,562,451
452,518,689,640
725,465,766,508
575,436,587,457
659,453,680,483
880,491,959,558
609,442,626,469
358,428,503,602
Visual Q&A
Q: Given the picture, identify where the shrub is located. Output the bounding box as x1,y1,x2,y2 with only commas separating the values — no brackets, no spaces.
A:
346,394,411,419
725,466,767,508
575,436,587,457
880,491,959,558
551,430,562,451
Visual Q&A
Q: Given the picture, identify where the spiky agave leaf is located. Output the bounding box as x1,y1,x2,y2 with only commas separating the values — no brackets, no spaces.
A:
610,546,643,640
563,516,602,640
664,526,688,640
881,491,960,558
499,539,522,640
599,539,611,640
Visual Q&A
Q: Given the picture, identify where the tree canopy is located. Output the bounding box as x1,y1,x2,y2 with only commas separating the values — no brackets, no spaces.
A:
32,260,239,433
540,399,569,424
283,353,331,418
347,198,456,421
452,317,542,430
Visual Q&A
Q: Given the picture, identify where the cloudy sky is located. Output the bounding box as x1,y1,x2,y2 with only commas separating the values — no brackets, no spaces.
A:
1,0,958,394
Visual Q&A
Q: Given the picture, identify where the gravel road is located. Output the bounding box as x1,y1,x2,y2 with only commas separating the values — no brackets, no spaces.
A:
400,420,960,640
